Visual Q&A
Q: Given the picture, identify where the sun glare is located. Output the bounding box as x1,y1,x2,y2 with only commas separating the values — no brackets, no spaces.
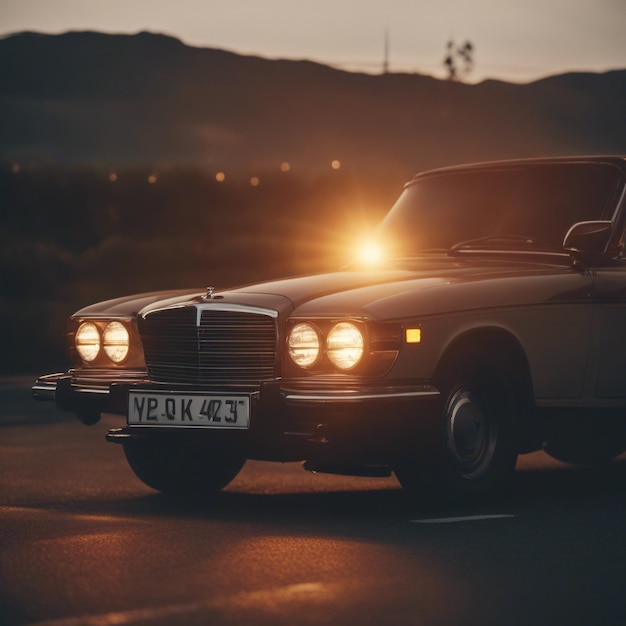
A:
356,240,383,266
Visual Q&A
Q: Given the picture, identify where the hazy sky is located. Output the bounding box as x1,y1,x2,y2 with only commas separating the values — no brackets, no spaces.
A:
1,0,625,82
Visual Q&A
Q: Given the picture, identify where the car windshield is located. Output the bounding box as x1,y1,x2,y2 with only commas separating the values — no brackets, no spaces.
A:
377,163,622,257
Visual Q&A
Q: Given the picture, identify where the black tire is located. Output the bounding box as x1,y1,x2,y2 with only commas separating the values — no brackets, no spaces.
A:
123,439,246,496
395,360,519,503
544,414,626,465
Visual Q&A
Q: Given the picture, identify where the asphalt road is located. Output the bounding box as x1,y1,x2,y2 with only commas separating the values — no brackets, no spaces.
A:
2,376,626,626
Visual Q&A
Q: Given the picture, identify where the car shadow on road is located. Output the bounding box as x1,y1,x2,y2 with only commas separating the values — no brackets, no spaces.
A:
513,454,626,507
54,453,626,525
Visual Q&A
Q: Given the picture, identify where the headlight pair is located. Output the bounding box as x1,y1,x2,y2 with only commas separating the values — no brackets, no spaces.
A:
288,321,365,371
75,321,130,364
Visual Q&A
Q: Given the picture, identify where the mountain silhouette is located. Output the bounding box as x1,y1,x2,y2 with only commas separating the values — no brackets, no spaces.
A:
1,31,624,176
1,31,626,374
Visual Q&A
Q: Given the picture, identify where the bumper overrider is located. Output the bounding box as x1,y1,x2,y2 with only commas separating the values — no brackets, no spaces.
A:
33,373,441,466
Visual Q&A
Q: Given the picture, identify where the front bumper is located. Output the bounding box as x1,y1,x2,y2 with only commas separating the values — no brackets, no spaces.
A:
33,371,149,424
33,373,441,463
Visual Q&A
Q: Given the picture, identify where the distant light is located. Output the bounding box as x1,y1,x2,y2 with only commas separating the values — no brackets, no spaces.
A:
356,240,383,266
109,173,118,182
148,174,157,184
250,176,260,187
280,162,291,172
11,163,20,174
405,328,422,344
331,160,341,170
215,171,226,182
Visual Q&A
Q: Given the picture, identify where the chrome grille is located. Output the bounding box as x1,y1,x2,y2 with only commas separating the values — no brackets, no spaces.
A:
140,306,277,385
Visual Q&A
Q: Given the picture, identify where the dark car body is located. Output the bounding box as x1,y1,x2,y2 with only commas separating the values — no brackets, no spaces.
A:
34,156,626,501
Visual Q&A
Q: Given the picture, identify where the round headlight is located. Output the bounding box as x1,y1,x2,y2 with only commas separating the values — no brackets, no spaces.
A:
288,323,321,368
327,322,364,370
75,322,101,363
103,321,130,363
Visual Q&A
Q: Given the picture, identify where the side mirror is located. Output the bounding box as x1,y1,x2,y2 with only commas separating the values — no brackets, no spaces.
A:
563,220,613,253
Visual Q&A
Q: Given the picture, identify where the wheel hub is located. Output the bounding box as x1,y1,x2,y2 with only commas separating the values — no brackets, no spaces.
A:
446,388,497,479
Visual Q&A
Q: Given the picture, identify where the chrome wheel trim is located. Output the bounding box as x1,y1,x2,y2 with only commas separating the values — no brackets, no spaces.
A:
445,388,498,480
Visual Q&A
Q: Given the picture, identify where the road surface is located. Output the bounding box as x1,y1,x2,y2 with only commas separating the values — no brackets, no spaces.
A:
2,377,626,625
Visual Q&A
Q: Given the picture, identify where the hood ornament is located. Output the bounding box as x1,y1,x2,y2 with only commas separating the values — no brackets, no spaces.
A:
202,286,216,300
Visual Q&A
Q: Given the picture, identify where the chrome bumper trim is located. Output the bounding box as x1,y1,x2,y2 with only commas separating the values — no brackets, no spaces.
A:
32,373,64,401
72,386,112,395
32,371,150,402
283,386,440,404
32,377,112,400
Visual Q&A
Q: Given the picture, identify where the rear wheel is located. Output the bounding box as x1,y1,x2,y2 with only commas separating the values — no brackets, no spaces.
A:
123,439,246,496
395,360,519,503
544,413,626,465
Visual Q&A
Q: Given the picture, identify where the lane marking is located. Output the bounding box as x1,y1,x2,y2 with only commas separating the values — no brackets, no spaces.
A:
411,514,516,524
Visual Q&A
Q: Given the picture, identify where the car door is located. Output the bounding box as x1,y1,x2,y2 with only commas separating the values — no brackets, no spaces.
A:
592,262,626,399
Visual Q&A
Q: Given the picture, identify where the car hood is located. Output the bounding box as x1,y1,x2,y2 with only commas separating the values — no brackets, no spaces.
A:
235,257,587,320
73,255,588,321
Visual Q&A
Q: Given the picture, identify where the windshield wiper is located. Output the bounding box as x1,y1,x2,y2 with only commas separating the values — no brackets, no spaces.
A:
448,234,566,256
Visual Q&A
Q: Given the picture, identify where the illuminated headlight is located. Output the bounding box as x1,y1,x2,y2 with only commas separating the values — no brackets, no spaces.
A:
288,323,321,368
75,322,101,363
103,321,130,363
327,322,364,370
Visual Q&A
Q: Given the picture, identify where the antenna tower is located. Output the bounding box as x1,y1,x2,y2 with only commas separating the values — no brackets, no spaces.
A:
383,29,389,74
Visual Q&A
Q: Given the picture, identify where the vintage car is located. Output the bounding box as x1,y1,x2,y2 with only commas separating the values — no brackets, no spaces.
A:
34,156,626,502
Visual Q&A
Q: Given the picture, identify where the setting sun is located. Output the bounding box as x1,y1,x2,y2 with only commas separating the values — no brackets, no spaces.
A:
355,240,383,266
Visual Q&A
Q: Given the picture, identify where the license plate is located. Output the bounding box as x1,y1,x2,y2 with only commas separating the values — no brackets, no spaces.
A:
128,391,250,429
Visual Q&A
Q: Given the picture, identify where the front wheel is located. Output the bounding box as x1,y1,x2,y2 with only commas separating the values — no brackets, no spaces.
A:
395,362,519,503
123,439,246,496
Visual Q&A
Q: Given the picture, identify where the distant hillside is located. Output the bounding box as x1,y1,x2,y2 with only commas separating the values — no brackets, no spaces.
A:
1,30,626,373
1,31,625,177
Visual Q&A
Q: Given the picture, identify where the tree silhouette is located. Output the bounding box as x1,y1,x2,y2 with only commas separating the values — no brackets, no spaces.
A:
444,40,474,81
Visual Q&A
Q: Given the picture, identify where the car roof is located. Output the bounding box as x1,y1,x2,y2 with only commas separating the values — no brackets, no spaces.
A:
410,155,626,183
